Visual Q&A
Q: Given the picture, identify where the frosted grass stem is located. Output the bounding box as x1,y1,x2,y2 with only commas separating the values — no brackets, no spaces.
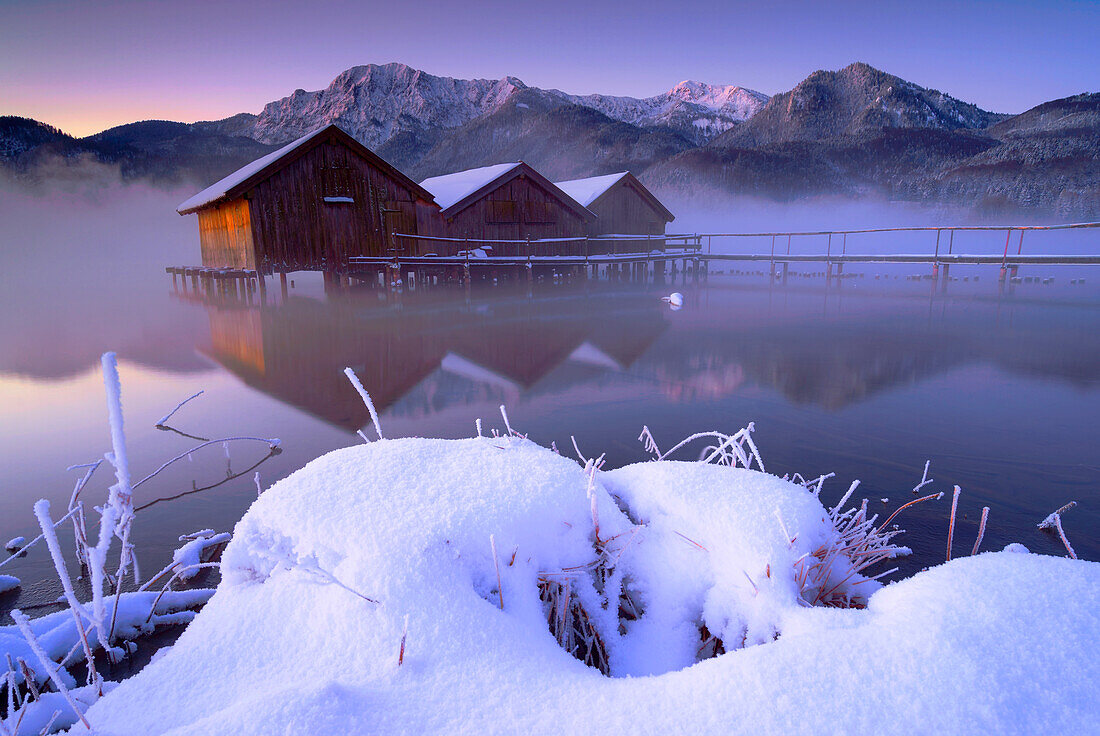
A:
32,500,101,690
344,367,384,439
490,534,504,610
9,610,91,731
946,486,961,562
971,507,990,556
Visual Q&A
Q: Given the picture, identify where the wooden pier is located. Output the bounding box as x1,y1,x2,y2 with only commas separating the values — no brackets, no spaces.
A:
167,221,1100,292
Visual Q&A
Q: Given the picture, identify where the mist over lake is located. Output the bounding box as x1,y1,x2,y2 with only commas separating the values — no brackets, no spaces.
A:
2,180,1096,617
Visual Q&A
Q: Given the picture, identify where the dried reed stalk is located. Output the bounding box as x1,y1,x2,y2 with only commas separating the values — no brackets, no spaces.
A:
971,507,990,556
946,486,961,562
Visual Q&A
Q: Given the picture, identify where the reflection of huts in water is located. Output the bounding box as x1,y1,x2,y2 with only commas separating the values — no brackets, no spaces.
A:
554,172,676,254
418,163,596,256
177,124,438,271
201,290,667,432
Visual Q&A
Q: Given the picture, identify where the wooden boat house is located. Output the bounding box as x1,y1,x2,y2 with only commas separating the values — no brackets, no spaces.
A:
554,172,675,253
177,124,438,272
418,162,596,256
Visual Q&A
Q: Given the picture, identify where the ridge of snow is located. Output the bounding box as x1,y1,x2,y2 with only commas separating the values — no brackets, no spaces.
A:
554,172,630,207
177,126,327,212
420,162,522,210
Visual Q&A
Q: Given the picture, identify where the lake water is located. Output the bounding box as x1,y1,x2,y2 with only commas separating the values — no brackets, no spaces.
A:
1,185,1097,616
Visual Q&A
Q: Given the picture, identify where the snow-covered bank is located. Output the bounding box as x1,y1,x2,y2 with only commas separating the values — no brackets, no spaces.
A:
78,436,1099,735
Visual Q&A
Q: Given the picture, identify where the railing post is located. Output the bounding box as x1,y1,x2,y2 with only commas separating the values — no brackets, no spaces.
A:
1000,229,1012,282
769,235,775,280
933,229,941,284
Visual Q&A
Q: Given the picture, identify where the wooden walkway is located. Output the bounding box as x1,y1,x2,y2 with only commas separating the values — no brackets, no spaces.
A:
167,222,1100,289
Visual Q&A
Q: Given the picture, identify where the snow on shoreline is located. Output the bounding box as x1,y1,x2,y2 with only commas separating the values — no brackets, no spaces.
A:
76,436,1099,735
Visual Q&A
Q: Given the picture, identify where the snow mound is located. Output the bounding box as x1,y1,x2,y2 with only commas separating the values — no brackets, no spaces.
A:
81,438,1100,735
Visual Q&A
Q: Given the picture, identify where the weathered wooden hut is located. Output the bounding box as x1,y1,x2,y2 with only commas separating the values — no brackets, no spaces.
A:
418,162,595,256
177,124,437,271
554,172,675,253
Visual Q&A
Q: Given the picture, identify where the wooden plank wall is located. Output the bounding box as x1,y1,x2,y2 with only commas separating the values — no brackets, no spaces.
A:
430,176,589,256
245,139,423,271
198,199,256,269
585,180,668,254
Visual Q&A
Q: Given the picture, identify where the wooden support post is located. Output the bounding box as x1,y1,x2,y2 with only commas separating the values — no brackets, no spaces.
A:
280,272,289,300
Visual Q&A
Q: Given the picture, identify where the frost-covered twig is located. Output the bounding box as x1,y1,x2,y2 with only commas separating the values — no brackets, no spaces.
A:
880,492,943,531
290,557,378,604
637,425,661,458
0,507,81,573
155,390,204,427
344,367,383,439
800,472,836,497
971,507,989,556
655,424,764,471
913,461,934,494
143,564,221,623
131,436,281,491
101,353,132,504
32,501,100,691
9,611,90,731
1039,502,1078,559
946,486,961,562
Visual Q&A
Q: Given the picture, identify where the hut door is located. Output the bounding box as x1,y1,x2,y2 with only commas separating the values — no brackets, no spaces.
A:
382,201,417,256
322,201,356,268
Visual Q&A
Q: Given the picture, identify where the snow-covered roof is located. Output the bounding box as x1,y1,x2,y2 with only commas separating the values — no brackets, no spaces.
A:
420,162,595,220
554,172,630,207
554,171,675,222
177,124,434,215
177,127,329,214
420,163,523,211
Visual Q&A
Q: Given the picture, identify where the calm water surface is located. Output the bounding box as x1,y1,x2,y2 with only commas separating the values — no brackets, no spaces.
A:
2,190,1097,616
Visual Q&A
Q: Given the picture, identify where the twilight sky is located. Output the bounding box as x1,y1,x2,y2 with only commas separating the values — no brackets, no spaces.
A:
2,0,1097,137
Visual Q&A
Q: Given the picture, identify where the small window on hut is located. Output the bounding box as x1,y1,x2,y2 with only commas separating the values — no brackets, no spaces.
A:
321,166,354,203
524,201,554,224
486,200,518,223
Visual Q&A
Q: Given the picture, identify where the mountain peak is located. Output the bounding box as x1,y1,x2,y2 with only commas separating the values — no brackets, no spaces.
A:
715,63,1003,148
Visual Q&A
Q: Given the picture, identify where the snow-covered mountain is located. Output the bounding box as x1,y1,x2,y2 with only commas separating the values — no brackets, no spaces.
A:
4,62,1096,217
242,64,528,148
714,62,1006,148
223,63,765,150
558,80,768,144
